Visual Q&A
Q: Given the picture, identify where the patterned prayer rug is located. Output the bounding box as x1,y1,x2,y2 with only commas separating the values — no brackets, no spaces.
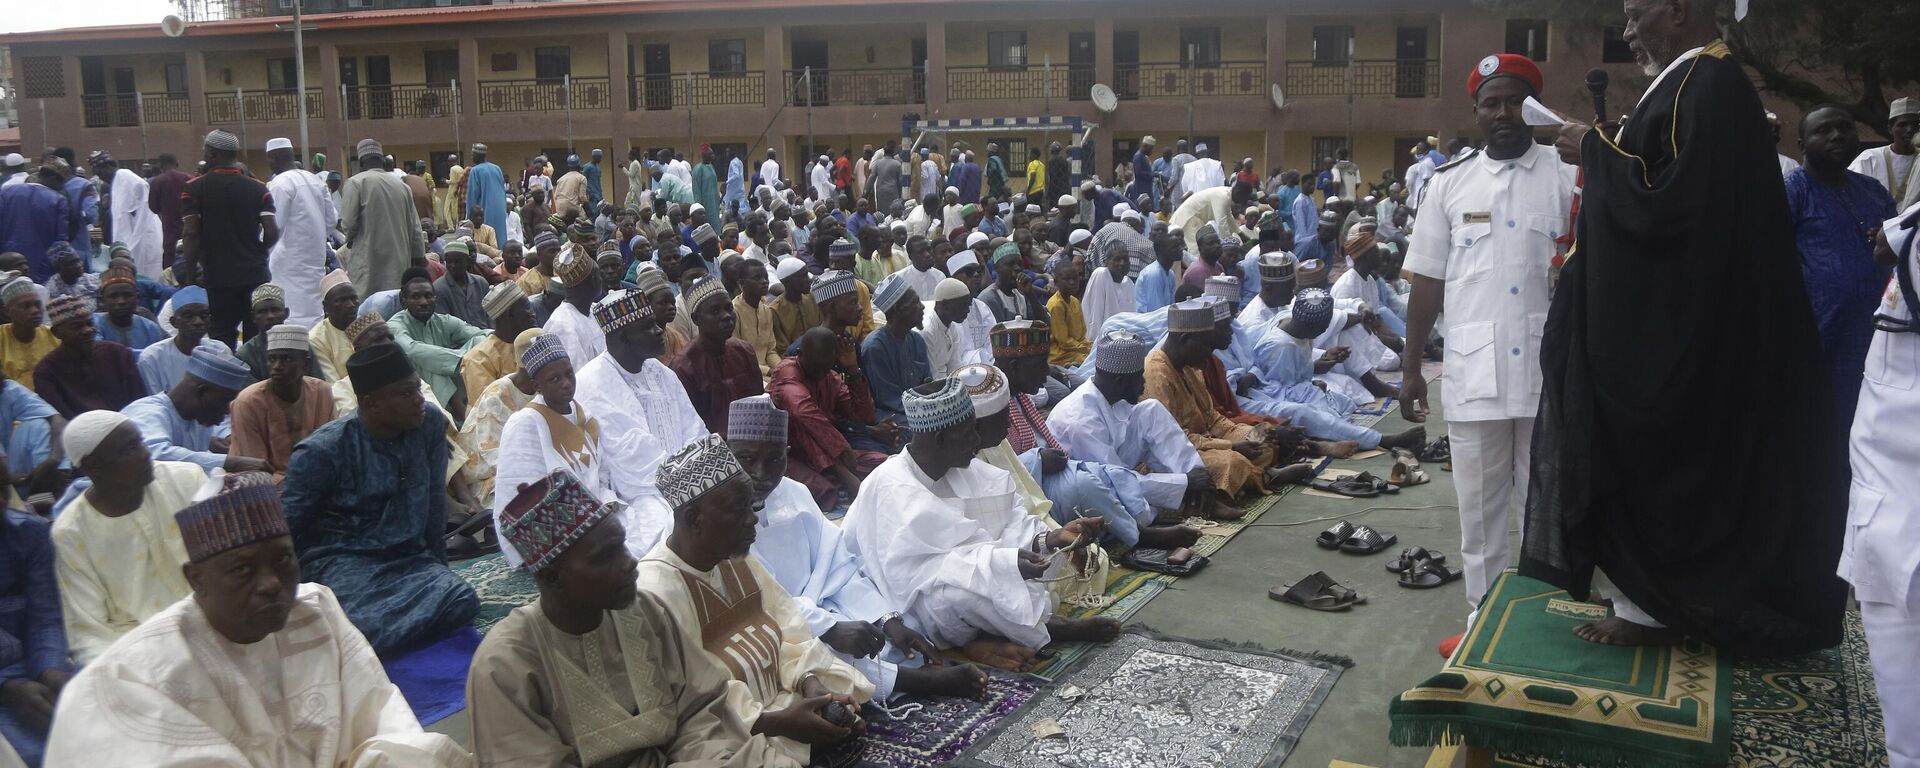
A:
812,671,1048,768
1389,572,1733,768
959,628,1349,768
452,552,538,633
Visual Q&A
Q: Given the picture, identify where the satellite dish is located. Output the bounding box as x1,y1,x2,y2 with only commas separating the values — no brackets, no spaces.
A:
1090,84,1118,114
160,14,186,37
1270,84,1287,110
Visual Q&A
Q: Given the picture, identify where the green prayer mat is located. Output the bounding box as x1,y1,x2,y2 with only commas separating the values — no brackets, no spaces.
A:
453,552,538,633
1389,572,1732,768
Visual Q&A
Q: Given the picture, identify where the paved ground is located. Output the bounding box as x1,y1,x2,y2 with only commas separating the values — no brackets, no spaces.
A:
435,378,1497,768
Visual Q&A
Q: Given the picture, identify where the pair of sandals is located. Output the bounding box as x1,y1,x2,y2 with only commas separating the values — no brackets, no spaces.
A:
1306,471,1397,498
1389,452,1431,488
1316,521,1396,555
1122,547,1208,576
1270,570,1364,612
1388,546,1462,589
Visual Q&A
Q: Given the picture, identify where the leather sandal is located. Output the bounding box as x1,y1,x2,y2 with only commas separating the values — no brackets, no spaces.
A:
1316,521,1358,549
1123,547,1209,576
1418,435,1451,463
1386,547,1448,574
1398,559,1465,589
1390,459,1430,488
1269,571,1360,612
1309,476,1380,498
1338,525,1397,555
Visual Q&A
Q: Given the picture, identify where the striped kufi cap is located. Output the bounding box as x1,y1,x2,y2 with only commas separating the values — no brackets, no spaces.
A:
657,433,747,512
174,472,288,563
1095,331,1146,374
726,394,788,444
483,280,526,320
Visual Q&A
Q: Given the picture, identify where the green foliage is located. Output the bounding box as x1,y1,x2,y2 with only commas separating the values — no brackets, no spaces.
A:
1476,0,1920,138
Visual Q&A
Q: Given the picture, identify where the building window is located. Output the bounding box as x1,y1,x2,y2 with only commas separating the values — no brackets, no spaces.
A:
1602,26,1634,64
165,63,187,94
1505,19,1550,62
266,58,298,91
708,39,747,75
21,56,66,99
1179,28,1222,67
1310,136,1350,167
424,50,458,85
1312,26,1353,67
535,46,571,82
996,138,1029,176
988,31,1028,69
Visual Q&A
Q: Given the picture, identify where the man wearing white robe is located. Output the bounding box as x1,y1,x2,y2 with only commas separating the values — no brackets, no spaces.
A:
93,155,164,278
1046,332,1204,513
266,139,337,329
1176,144,1226,202
573,290,703,557
541,246,609,365
45,475,468,768
1849,97,1920,210
1081,249,1137,341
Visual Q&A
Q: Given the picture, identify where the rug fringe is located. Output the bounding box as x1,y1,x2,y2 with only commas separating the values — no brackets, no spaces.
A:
1125,624,1355,668
1388,718,1714,768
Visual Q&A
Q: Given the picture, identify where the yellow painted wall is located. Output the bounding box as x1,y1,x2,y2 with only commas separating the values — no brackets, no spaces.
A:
787,25,922,72
477,36,610,80
93,53,190,93
1281,131,1417,182
204,49,322,91
1112,18,1266,63
628,28,766,73
945,19,1088,68
335,45,462,84
1283,14,1441,61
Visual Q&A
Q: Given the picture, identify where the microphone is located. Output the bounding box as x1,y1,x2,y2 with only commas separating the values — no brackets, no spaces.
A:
1585,69,1610,124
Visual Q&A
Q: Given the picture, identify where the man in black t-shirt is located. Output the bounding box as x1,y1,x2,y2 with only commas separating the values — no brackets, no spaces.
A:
180,129,279,347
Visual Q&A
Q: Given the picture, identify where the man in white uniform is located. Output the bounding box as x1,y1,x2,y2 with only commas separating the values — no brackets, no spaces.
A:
1845,199,1920,768
1399,55,1577,647
1850,97,1920,209
266,138,337,328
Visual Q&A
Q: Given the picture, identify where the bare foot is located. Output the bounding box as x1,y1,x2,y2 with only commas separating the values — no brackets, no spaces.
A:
897,662,990,699
1049,616,1122,643
1573,617,1680,647
1311,440,1360,459
1587,597,1615,610
1138,524,1202,549
1203,495,1247,521
962,639,1037,672
1378,425,1428,452
1266,462,1315,486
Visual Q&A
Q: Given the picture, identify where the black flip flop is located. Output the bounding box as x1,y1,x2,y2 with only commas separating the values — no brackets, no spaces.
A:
1398,560,1464,589
1338,525,1397,555
1352,471,1398,496
1269,571,1360,612
1316,521,1358,549
1309,476,1380,498
1123,547,1210,576
1386,547,1448,574
1419,436,1451,463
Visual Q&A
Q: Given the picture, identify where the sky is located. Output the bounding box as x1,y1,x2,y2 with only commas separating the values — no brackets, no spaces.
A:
4,0,178,34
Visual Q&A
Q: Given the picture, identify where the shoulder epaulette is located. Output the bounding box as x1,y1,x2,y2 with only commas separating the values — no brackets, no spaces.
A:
1701,40,1731,59
1434,147,1478,173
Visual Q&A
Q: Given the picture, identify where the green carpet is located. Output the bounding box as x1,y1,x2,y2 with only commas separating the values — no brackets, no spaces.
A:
1389,571,1733,768
453,552,537,633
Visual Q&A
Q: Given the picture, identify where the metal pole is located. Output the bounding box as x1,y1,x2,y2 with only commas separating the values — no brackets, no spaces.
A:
236,87,247,165
39,100,46,150
136,93,151,160
1344,36,1355,148
686,71,694,155
292,0,309,162
1186,45,1195,145
340,82,350,166
564,74,574,154
804,66,813,164
1043,54,1052,117
451,78,461,155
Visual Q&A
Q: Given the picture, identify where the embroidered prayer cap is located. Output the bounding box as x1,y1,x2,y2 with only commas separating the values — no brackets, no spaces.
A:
774,257,809,281
250,282,285,308
499,468,615,573
1891,97,1919,120
726,394,789,444
471,143,488,154
1292,287,1334,326
991,242,1022,265
686,276,729,313
172,284,209,310
692,223,718,245
355,138,383,159
591,289,654,333
826,239,858,261
345,312,389,344
902,377,974,434
552,246,596,287
321,268,353,298
531,231,563,251
101,262,137,289
991,319,1050,359
266,324,309,353
933,277,972,302
1468,53,1544,99
521,333,569,377
567,220,597,239
1167,299,1215,333
872,275,911,313
1259,252,1297,282
1068,228,1093,247
174,473,289,563
444,240,471,257
1219,232,1242,250
186,348,254,392
1343,226,1377,258
945,252,981,276
45,295,90,328
1095,331,1147,374
1203,276,1240,304
203,130,240,152
657,433,748,513
63,411,132,465
811,270,857,303
954,364,1010,418
1205,296,1232,322
483,281,526,321
1296,259,1328,288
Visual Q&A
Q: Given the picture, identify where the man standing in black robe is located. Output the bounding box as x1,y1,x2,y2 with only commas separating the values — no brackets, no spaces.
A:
1523,0,1845,655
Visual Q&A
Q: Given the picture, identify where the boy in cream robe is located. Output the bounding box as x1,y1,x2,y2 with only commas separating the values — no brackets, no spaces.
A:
492,334,609,568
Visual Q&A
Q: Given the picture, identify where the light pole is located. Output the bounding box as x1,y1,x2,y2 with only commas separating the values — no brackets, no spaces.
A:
292,0,309,162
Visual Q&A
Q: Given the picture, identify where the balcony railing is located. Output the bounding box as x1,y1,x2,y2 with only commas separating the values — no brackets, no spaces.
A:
1114,60,1266,100
629,71,765,111
344,83,459,120
205,89,323,123
82,94,140,128
1284,59,1440,98
142,92,191,123
945,65,1082,102
479,77,611,114
783,68,923,107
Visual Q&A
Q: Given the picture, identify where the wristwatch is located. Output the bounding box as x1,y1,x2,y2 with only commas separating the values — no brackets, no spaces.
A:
873,611,903,628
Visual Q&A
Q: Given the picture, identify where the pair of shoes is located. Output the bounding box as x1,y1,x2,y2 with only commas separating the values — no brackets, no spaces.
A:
1385,546,1447,574
1270,571,1364,611
1315,521,1397,555
1397,555,1463,589
1122,546,1208,576
1390,456,1430,487
1305,471,1395,498
1418,435,1451,463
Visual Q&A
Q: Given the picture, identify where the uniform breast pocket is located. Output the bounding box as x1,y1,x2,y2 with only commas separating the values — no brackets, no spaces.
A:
1450,223,1494,285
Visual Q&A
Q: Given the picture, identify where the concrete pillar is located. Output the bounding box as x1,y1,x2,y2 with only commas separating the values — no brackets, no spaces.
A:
923,20,946,114
607,31,630,206
763,25,786,112
185,49,210,145
457,36,481,130
318,43,341,156
1265,14,1288,171
1092,16,1115,178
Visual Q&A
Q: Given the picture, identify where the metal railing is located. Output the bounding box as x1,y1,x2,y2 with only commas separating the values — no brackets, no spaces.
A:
205,88,323,123
82,94,141,127
478,77,611,114
1114,60,1266,100
945,65,1080,102
142,92,191,123
343,83,459,120
783,68,923,107
1284,59,1440,98
630,71,766,110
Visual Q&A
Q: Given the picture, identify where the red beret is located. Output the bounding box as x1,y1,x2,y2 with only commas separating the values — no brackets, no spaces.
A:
1467,54,1544,99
